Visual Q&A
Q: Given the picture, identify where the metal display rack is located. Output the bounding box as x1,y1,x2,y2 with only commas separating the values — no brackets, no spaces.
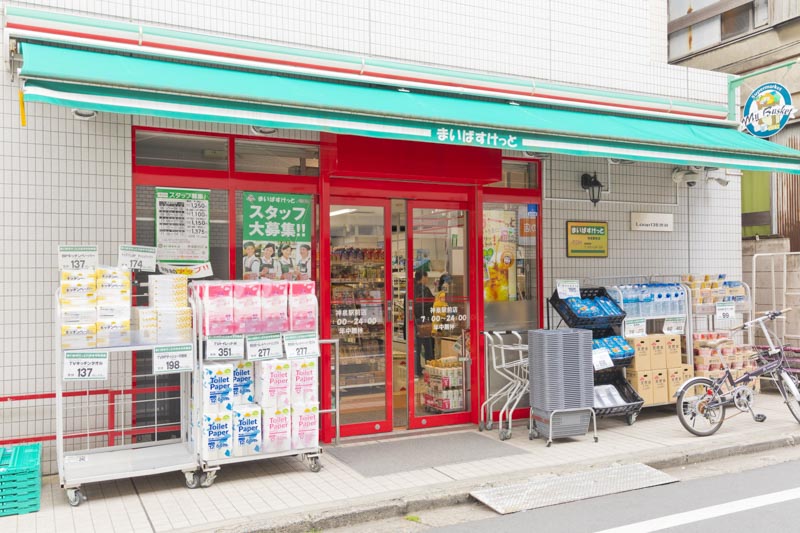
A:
54,293,198,506
189,290,324,487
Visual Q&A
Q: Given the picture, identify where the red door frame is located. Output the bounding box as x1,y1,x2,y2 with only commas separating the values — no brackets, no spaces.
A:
328,196,394,437
406,199,476,429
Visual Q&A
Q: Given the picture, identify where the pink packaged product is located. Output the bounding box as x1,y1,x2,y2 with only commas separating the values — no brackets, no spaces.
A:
198,281,235,336
289,281,317,331
260,281,289,333
233,281,262,334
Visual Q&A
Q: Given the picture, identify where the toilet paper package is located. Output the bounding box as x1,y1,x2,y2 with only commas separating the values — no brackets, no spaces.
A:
291,358,319,405
233,282,262,334
233,361,255,405
255,360,291,410
201,411,232,461
233,404,262,457
291,403,319,450
196,281,234,335
289,281,317,331
262,407,291,454
203,363,233,412
260,281,289,332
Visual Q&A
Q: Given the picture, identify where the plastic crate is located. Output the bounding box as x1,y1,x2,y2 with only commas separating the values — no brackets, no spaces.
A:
592,372,644,417
550,287,626,330
0,443,41,517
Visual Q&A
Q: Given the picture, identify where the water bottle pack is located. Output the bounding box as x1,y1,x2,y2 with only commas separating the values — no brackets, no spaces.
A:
592,336,634,359
565,296,624,319
613,284,686,318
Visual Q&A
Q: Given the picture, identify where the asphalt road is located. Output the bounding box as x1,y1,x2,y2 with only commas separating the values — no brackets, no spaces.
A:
433,456,800,532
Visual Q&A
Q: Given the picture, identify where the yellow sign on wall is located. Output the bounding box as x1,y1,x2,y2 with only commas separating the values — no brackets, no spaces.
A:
567,221,608,258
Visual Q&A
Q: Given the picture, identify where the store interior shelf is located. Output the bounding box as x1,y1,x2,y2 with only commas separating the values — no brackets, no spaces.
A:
623,314,687,321
62,340,192,354
340,382,385,391
62,442,196,487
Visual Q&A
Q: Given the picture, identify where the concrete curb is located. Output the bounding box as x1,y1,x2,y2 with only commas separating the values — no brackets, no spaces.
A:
201,430,800,533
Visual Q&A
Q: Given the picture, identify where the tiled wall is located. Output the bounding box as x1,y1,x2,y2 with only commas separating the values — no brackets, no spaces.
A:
2,0,738,474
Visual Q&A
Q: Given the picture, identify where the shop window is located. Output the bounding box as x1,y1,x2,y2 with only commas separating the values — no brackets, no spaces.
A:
235,140,319,175
135,131,229,170
487,160,540,189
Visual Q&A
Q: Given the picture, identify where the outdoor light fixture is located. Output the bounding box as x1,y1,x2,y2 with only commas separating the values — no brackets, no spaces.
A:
71,109,97,120
581,173,604,206
249,125,278,135
707,176,730,187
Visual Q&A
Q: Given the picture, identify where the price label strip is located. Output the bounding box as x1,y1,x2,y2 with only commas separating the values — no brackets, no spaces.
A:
556,279,581,299
58,245,98,271
64,351,109,381
716,301,736,320
663,316,686,335
206,335,245,360
283,332,321,359
623,317,647,338
118,244,158,272
592,347,614,371
153,344,193,374
246,333,283,361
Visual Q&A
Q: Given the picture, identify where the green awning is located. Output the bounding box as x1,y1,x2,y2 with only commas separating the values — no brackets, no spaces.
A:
19,42,800,173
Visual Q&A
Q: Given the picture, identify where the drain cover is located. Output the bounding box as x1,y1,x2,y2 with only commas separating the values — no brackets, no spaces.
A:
471,463,676,514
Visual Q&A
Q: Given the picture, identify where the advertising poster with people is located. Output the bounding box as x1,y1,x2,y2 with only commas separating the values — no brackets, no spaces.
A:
242,192,313,281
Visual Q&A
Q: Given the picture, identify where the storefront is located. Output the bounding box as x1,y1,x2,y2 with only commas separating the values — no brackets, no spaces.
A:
7,6,800,449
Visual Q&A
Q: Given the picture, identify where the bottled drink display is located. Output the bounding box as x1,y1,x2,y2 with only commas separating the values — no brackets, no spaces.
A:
612,284,687,318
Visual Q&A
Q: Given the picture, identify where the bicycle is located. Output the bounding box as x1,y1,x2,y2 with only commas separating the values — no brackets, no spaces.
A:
675,308,800,437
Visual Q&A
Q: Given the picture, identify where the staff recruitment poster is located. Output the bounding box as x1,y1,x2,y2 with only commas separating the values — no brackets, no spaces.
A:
242,192,313,281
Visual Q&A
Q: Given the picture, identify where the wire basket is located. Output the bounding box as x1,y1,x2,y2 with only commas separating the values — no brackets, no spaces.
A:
550,287,626,330
592,371,643,417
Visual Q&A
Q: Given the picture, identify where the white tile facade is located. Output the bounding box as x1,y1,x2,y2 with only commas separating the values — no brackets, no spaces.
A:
1,0,738,474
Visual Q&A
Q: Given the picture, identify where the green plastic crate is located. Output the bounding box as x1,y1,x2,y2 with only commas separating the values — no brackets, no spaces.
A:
0,444,41,517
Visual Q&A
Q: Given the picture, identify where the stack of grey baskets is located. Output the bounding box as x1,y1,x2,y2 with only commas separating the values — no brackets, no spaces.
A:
529,328,594,439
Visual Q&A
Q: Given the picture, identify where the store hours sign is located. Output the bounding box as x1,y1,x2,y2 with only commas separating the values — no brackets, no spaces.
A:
155,187,210,264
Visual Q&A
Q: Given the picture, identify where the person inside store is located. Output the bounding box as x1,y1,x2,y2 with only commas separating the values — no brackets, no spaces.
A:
279,243,296,280
296,244,311,280
414,269,435,378
259,243,278,280
432,273,451,334
243,241,260,280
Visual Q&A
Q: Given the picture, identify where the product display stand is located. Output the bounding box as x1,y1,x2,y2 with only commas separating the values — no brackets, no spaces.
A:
54,292,198,506
189,290,323,488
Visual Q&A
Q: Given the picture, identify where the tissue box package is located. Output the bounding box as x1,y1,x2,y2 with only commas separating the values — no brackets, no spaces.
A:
96,319,131,348
233,404,262,457
61,307,97,325
61,324,97,350
150,274,189,308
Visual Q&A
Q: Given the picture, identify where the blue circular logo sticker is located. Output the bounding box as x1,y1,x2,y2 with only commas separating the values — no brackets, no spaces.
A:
741,83,796,138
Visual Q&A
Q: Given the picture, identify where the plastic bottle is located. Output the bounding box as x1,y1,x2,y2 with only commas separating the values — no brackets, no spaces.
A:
664,290,673,316
639,284,654,317
623,285,639,317
675,287,685,315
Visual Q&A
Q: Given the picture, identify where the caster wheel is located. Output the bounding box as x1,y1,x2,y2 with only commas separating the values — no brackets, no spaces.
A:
200,471,216,488
530,427,539,440
67,489,84,507
499,429,510,441
626,413,638,426
185,471,201,489
309,457,322,473
594,437,599,443
478,421,485,432
485,422,493,431
546,441,552,448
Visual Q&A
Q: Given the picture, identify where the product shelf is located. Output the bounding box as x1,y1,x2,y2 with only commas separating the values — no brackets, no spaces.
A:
549,287,626,330
201,446,320,468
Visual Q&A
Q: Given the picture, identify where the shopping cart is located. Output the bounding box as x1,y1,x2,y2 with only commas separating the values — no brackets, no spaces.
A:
479,331,530,440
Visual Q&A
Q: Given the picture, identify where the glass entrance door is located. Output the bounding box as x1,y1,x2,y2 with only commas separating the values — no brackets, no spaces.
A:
407,202,472,429
329,199,392,435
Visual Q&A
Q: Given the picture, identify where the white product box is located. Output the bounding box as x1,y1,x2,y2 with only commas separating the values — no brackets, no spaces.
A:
96,319,131,348
201,411,233,461
61,307,97,325
131,307,159,343
150,274,189,308
291,358,319,405
255,360,291,410
233,361,255,405
203,364,233,412
61,324,97,350
291,403,319,450
233,404,262,457
262,407,291,454
97,304,131,321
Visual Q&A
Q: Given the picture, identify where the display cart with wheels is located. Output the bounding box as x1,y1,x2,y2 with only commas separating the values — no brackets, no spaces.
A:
54,293,198,506
479,331,529,440
188,287,323,487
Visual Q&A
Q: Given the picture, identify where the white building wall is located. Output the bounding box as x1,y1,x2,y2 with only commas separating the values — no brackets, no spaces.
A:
1,0,740,474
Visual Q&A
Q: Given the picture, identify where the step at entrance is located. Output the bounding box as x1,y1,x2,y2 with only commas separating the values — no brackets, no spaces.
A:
470,463,676,515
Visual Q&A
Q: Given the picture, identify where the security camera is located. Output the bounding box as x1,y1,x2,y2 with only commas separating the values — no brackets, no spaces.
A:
672,168,700,187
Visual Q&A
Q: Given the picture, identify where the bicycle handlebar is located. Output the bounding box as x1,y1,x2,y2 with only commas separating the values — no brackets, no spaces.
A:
732,308,792,331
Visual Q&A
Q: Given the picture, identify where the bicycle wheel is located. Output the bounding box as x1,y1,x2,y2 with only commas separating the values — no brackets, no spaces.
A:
777,370,800,424
676,377,726,437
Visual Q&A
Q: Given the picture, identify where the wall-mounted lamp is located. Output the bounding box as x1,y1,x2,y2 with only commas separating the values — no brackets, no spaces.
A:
707,176,730,187
581,173,604,207
72,109,97,120
249,125,278,135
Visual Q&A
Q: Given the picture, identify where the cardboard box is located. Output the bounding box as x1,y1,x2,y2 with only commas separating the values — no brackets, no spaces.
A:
648,335,667,370
664,335,682,367
667,367,683,401
651,369,669,405
626,370,653,406
681,364,694,384
627,337,651,371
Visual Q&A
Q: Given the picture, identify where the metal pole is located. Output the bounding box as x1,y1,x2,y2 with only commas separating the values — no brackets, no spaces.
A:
318,339,340,446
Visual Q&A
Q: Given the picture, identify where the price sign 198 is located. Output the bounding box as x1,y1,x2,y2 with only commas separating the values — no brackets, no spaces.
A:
154,345,192,374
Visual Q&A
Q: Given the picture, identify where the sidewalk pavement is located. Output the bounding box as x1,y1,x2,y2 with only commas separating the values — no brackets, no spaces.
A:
4,392,800,533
